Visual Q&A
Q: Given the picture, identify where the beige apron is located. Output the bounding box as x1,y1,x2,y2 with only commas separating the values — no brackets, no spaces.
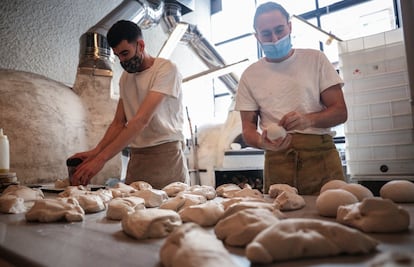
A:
125,141,189,189
264,133,345,195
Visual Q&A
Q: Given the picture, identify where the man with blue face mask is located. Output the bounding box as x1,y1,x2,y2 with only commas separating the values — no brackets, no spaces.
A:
69,20,189,189
235,2,348,195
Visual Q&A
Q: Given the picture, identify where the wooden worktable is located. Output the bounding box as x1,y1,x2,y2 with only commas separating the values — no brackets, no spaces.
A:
0,194,413,267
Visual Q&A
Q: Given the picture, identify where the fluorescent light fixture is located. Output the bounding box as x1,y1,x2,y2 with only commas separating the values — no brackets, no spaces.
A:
183,58,249,83
157,22,189,58
291,14,342,45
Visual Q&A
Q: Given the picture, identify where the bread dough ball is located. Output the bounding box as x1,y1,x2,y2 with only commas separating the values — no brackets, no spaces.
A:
122,208,181,239
380,180,414,203
0,195,26,214
273,191,305,211
341,183,373,201
106,197,146,220
223,187,263,199
266,123,286,140
337,197,410,233
268,184,298,198
2,185,44,202
215,208,280,247
160,223,239,267
222,201,285,220
246,218,378,263
320,180,347,193
221,197,266,210
216,183,241,197
162,182,189,197
186,185,216,200
109,183,137,198
130,188,168,208
316,189,358,217
159,192,206,211
25,198,85,222
76,194,105,213
179,201,224,226
129,181,152,191
54,178,70,188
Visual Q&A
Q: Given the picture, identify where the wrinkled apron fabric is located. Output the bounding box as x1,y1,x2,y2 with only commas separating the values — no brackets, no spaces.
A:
264,133,345,195
126,141,189,189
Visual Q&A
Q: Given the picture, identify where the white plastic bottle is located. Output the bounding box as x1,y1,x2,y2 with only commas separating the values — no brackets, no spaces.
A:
0,128,10,173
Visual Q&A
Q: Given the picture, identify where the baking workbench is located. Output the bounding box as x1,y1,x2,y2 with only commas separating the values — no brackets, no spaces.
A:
0,194,413,267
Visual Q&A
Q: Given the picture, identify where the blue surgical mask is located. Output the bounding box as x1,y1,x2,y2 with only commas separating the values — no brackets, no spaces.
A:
260,34,292,60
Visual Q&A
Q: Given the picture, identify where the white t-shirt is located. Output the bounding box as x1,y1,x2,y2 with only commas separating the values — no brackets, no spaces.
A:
235,48,343,136
119,58,185,148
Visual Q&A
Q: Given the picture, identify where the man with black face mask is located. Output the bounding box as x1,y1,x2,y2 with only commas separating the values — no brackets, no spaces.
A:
69,20,189,189
235,2,348,195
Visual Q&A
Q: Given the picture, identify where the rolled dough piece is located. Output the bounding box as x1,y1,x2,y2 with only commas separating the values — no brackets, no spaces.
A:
216,183,241,197
266,123,287,140
129,181,152,191
130,188,168,208
316,189,358,217
162,182,189,197
160,223,239,267
268,183,298,198
337,197,410,233
340,183,373,201
246,218,378,263
187,185,216,200
2,185,44,202
222,201,285,220
25,198,85,222
215,208,280,247
380,180,414,203
273,191,305,211
160,192,206,212
122,208,182,239
0,195,26,214
106,196,146,220
178,201,224,226
320,179,347,193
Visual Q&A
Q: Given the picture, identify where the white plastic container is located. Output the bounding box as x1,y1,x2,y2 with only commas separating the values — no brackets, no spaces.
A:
0,128,10,173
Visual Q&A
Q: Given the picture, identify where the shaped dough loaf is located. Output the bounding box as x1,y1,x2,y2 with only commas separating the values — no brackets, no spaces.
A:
162,182,189,197
122,208,181,239
179,201,224,226
186,185,216,200
2,185,44,202
222,201,284,220
25,198,85,222
246,218,378,263
340,183,373,201
221,197,266,210
337,197,410,233
316,189,358,217
320,180,347,193
273,191,305,211
268,184,298,198
160,223,239,267
216,183,241,197
130,188,168,208
380,180,414,203
129,181,152,190
215,208,280,247
106,196,146,220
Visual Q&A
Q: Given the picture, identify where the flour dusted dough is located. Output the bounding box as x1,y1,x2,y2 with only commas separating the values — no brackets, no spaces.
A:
0,195,26,214
337,197,410,233
25,198,85,222
221,197,266,210
54,178,70,188
186,185,216,200
222,201,284,220
159,192,206,211
110,183,137,198
320,179,347,193
106,197,146,220
246,218,378,263
215,208,281,247
76,194,106,213
216,183,241,197
160,223,239,267
162,182,189,197
223,187,263,199
340,183,373,201
380,180,414,203
122,208,181,239
266,123,287,140
2,185,44,202
273,191,305,211
316,189,358,217
179,201,224,226
268,184,298,198
130,188,168,208
129,181,152,190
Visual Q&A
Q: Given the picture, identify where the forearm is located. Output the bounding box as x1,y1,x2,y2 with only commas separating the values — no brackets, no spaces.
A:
306,106,347,129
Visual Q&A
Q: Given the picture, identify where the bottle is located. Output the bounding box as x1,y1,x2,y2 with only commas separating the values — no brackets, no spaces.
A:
0,128,10,173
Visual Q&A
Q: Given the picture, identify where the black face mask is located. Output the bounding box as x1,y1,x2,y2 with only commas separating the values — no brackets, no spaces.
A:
120,44,143,73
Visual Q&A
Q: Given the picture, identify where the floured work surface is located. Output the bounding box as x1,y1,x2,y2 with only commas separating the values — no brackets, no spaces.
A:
0,194,413,267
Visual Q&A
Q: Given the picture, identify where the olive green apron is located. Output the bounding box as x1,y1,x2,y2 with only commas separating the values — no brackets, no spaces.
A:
264,133,345,195
126,141,189,189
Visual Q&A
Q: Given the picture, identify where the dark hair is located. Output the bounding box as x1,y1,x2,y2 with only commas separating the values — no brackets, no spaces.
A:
253,2,290,30
106,20,143,48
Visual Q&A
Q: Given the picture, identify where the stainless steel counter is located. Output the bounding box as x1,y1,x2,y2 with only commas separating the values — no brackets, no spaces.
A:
0,195,413,267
